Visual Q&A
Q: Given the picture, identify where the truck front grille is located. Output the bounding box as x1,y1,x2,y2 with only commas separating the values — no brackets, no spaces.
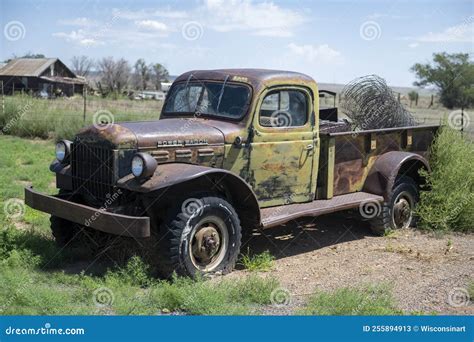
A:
71,142,115,200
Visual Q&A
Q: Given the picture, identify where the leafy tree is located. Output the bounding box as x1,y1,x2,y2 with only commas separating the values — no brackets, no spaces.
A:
134,59,150,90
151,63,169,90
411,52,474,109
4,52,45,63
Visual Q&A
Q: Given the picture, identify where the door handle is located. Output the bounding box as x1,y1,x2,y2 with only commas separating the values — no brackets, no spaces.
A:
305,144,314,151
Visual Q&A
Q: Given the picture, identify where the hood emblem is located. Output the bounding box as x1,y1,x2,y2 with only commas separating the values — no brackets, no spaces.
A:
157,139,208,148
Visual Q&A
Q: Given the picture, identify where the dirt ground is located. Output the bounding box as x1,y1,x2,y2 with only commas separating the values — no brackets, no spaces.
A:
225,213,474,315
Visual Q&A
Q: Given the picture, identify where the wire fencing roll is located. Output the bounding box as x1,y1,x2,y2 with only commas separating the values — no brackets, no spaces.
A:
339,75,417,130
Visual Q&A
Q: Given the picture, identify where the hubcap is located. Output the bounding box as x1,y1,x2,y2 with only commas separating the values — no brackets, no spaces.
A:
392,191,414,229
192,226,221,262
189,216,228,272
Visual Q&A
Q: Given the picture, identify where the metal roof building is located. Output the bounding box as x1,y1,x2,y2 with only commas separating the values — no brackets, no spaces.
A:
0,58,85,96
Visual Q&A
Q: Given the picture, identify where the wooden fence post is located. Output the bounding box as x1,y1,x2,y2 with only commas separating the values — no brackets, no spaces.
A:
1,81,4,117
83,86,87,123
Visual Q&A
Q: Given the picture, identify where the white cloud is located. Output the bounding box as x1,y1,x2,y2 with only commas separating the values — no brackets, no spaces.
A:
135,20,169,32
408,42,419,48
367,13,408,20
153,9,188,19
203,0,305,37
414,19,473,43
287,43,343,64
52,30,102,46
113,8,188,20
58,17,98,27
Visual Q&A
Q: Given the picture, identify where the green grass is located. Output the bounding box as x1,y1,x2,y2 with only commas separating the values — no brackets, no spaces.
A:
299,285,402,315
240,249,275,272
0,135,279,315
468,282,474,301
416,127,474,232
0,251,279,315
0,95,162,140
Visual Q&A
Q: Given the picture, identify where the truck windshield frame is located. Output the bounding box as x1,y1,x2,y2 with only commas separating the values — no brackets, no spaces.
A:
162,80,252,120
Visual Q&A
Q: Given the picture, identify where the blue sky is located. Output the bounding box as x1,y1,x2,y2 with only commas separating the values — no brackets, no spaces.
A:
1,0,472,86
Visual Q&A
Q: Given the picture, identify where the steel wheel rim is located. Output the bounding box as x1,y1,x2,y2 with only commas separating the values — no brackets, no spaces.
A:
392,191,414,229
189,215,228,272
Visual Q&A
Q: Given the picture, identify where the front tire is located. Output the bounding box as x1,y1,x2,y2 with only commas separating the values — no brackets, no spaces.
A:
369,176,419,235
156,196,242,278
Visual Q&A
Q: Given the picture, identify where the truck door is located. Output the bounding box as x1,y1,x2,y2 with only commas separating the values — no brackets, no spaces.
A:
249,86,316,207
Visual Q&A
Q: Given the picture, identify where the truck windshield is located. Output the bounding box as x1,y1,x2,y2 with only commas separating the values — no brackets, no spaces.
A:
162,81,251,119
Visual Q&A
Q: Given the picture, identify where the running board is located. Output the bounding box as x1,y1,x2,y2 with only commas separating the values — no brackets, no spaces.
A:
261,192,384,228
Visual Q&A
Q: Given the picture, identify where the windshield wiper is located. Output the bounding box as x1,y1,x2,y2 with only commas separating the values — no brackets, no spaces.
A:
216,75,230,114
184,73,194,112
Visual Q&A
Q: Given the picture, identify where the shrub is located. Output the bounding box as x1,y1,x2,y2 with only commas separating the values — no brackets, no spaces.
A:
152,274,279,315
299,284,401,315
416,127,474,232
240,249,275,272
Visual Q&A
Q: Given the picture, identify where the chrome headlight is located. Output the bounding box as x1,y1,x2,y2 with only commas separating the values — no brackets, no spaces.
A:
131,153,157,179
55,140,71,163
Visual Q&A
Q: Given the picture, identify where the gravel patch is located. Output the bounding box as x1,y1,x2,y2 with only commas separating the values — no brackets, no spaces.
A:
228,213,474,315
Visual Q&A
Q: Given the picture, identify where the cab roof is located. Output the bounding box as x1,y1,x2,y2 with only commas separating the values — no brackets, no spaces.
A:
174,68,316,90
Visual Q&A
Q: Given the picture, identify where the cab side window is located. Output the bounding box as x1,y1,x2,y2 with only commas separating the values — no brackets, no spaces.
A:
259,90,308,127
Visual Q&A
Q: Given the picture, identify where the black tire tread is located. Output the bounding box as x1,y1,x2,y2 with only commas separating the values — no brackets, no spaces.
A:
155,196,241,278
369,176,419,235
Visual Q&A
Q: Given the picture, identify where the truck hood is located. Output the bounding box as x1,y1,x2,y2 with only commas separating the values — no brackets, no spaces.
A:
76,118,226,149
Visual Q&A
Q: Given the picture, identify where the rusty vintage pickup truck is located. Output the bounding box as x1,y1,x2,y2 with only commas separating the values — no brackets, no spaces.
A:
25,69,438,277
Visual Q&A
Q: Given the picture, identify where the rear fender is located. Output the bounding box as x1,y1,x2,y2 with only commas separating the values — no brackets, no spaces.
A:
362,151,430,201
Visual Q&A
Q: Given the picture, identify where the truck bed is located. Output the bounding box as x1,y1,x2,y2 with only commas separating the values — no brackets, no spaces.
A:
316,124,439,199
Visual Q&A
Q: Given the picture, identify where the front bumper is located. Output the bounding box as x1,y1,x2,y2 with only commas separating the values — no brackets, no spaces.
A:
24,187,150,238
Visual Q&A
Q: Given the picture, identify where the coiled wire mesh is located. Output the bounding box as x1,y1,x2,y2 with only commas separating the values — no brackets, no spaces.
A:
339,75,417,130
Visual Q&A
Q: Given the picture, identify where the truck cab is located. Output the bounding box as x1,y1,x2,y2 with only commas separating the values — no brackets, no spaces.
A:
25,69,439,277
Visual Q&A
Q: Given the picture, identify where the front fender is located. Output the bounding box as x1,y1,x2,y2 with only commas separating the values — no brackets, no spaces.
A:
117,163,261,226
363,151,430,201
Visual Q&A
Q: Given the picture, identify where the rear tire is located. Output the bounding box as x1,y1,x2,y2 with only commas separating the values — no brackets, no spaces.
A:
155,195,242,278
369,176,419,235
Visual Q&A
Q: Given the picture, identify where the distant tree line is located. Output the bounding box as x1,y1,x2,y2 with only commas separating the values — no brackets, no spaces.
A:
3,53,170,97
71,56,170,97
